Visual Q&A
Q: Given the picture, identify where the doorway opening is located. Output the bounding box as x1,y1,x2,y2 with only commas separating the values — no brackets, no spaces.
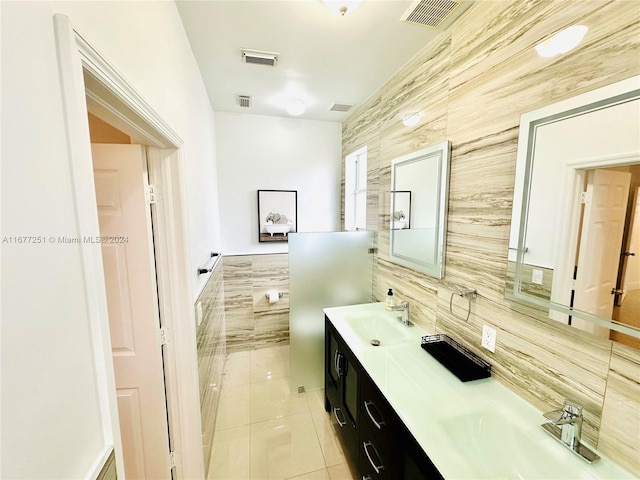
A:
87,113,174,477
570,163,640,349
83,68,185,478
54,13,204,479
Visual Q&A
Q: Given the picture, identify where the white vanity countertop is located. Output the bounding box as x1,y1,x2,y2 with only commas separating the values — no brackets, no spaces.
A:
324,302,635,480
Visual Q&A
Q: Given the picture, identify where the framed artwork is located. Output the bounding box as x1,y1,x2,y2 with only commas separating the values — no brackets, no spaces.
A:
391,190,411,230
257,190,298,242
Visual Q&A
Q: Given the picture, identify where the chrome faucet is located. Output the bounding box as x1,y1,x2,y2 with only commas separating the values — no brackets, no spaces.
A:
544,400,583,448
389,301,412,326
542,400,600,463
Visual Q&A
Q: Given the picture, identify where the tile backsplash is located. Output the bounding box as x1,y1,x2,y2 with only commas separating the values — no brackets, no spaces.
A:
195,262,226,476
342,0,639,475
222,254,290,353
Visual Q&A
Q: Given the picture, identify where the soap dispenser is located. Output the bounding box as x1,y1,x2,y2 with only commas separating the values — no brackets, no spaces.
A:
385,288,394,310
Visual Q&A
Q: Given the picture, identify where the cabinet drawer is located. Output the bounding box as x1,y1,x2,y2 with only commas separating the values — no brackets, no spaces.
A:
331,405,359,461
360,375,396,439
359,436,391,480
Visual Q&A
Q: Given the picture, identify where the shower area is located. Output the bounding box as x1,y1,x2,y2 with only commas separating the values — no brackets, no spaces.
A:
196,230,375,474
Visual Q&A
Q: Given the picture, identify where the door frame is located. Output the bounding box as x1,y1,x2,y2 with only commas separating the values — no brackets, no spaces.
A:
53,14,204,479
549,152,639,328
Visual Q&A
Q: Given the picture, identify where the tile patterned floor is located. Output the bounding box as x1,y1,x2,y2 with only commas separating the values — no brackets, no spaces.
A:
207,345,358,480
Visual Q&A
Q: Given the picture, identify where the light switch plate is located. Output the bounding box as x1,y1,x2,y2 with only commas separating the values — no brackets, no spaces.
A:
532,269,544,285
481,325,496,353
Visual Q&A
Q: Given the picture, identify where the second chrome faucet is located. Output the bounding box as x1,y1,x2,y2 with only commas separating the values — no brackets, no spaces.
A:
389,301,412,326
542,400,600,463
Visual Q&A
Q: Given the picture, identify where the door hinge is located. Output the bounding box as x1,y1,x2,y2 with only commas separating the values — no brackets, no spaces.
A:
169,451,178,469
145,184,160,204
158,327,171,346
580,191,592,204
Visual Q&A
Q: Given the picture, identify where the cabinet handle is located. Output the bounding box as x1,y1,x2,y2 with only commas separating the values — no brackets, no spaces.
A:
334,350,342,378
363,441,384,474
364,401,385,429
333,407,347,427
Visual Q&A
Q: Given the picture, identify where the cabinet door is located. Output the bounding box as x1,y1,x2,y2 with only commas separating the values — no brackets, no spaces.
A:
343,349,359,427
325,325,342,409
399,425,443,480
337,345,360,461
325,321,359,461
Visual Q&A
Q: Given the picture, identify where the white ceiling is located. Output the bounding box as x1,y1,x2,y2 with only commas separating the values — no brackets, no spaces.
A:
175,0,448,123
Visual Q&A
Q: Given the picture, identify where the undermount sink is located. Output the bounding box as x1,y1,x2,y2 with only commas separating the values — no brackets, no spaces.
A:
438,409,584,479
345,311,416,346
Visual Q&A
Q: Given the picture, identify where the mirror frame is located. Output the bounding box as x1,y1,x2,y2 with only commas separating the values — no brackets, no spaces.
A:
389,140,451,278
510,75,640,339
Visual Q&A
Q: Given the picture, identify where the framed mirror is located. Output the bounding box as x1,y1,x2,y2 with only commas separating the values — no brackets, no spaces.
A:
390,141,451,278
507,75,640,346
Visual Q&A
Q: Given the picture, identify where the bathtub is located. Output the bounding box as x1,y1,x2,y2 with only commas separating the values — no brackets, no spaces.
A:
264,223,292,236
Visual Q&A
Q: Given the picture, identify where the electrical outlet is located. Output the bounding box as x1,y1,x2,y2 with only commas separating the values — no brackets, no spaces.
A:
481,325,496,353
532,269,543,285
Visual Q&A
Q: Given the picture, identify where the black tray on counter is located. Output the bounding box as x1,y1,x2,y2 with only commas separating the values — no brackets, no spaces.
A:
421,334,491,382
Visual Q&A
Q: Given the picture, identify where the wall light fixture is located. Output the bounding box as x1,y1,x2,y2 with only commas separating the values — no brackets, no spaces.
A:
535,25,588,58
402,113,421,127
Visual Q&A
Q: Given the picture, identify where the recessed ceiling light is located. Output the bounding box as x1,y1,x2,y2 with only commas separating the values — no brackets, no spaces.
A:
286,98,306,116
535,25,588,58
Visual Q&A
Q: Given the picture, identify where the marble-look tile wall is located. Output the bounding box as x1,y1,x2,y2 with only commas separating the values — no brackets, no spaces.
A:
222,254,289,353
195,262,226,476
342,0,640,474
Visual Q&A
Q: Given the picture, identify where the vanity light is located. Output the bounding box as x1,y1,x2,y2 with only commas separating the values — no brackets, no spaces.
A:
322,0,363,16
286,98,306,116
402,113,421,127
535,25,588,58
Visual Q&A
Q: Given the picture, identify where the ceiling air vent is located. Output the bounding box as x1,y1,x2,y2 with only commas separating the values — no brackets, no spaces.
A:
241,49,279,66
237,95,252,108
329,102,353,113
400,0,472,29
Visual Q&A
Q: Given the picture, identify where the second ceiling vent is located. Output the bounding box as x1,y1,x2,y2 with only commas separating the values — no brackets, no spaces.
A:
329,102,353,113
237,95,252,108
400,0,472,29
241,48,279,66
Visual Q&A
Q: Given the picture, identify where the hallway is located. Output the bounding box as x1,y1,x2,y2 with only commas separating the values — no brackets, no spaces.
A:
208,346,357,479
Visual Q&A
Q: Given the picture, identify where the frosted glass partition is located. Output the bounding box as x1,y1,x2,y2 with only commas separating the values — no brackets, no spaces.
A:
289,231,374,393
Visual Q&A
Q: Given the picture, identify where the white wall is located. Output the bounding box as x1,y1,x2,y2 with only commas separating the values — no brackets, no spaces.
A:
51,1,222,296
1,1,219,477
215,112,342,255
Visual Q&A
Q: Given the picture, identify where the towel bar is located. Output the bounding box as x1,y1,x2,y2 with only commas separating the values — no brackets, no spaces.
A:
198,252,220,275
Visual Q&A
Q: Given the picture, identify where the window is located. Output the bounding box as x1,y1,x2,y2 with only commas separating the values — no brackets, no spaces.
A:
344,146,367,231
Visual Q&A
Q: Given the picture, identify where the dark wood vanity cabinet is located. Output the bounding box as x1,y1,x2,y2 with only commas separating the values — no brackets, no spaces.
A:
325,317,443,479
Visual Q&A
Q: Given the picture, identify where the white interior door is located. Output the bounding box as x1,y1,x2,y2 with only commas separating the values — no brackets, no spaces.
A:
619,187,640,301
92,144,171,479
573,169,631,336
